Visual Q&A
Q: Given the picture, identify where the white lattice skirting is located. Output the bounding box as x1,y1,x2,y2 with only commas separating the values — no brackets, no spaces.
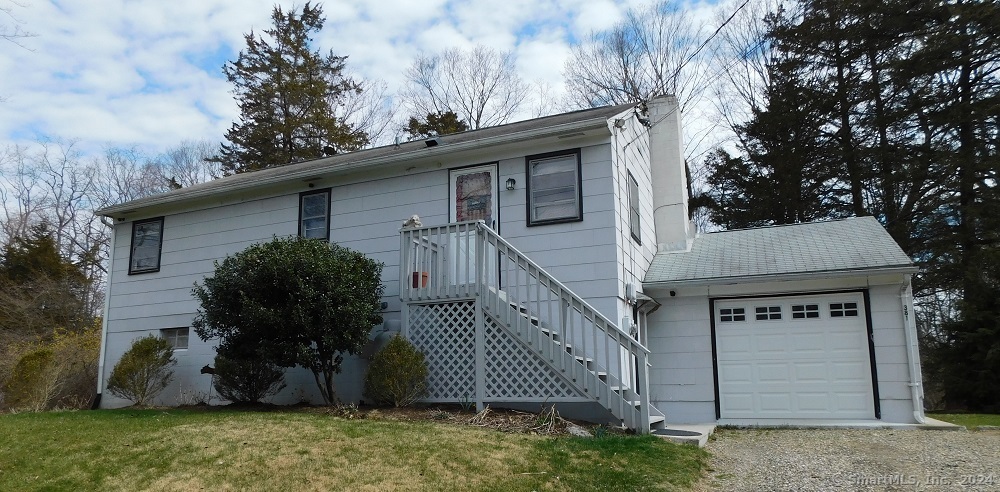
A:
408,301,477,401
408,301,588,403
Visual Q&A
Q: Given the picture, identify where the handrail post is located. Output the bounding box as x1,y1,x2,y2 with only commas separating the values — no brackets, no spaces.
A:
473,222,486,411
399,229,409,302
637,350,651,434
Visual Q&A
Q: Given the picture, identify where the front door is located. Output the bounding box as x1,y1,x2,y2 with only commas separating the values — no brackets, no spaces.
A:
448,164,499,288
449,164,499,230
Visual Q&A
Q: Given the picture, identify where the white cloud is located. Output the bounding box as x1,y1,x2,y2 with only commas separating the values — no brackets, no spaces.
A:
0,0,724,158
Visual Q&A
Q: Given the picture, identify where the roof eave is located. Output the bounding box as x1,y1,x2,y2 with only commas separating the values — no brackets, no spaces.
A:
96,114,615,218
643,265,919,290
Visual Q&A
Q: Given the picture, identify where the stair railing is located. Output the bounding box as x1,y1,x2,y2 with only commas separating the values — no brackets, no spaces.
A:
399,220,651,431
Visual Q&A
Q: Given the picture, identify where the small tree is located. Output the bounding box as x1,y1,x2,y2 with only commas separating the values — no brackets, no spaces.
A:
193,236,384,405
212,353,286,404
403,111,469,140
107,335,176,406
364,334,428,407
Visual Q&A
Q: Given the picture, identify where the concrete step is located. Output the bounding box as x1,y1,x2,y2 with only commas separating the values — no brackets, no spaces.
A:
651,424,716,448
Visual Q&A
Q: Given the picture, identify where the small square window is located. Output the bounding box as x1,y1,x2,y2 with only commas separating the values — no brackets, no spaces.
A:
720,307,746,322
129,217,164,274
299,189,331,240
792,304,820,319
755,306,782,320
526,150,582,225
830,302,859,317
161,327,189,350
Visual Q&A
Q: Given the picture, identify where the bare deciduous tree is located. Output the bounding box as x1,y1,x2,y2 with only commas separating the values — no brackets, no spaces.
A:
1,0,35,47
563,1,710,112
335,78,398,147
709,0,782,138
401,45,529,130
152,140,220,189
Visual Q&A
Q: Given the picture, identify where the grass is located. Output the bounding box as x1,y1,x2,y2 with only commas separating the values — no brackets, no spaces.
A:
929,413,1000,429
0,409,707,491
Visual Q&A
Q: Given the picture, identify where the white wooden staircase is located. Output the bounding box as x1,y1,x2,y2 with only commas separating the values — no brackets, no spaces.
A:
400,221,664,433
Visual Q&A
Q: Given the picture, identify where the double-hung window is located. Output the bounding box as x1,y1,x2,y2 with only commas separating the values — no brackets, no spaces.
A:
161,327,189,350
129,217,164,274
526,150,582,225
299,189,331,240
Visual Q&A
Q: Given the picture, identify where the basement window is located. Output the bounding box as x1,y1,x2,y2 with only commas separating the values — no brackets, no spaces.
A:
129,217,164,274
792,304,820,319
526,149,582,225
830,302,859,317
755,306,782,321
299,189,331,240
161,327,189,350
719,308,746,322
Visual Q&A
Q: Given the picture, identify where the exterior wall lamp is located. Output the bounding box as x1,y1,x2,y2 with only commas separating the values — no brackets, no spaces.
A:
506,178,516,191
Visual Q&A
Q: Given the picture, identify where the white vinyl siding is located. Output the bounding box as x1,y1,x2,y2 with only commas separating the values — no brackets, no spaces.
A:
101,139,624,408
129,217,163,274
527,151,581,225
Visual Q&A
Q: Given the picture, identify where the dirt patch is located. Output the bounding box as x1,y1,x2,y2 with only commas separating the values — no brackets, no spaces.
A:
175,401,610,437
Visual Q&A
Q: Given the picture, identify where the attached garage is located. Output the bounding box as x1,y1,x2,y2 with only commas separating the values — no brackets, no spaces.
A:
713,293,877,420
641,217,926,425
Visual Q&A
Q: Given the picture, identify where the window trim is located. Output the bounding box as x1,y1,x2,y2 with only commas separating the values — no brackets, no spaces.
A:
525,149,583,226
298,188,331,240
791,304,821,319
754,306,782,321
627,171,641,244
128,216,164,275
719,307,746,322
830,302,859,317
160,327,189,350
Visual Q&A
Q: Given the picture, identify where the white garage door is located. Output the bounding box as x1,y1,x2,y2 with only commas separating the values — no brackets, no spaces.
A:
715,293,876,420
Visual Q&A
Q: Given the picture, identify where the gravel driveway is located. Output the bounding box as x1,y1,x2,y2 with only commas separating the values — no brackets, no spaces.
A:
699,428,1000,491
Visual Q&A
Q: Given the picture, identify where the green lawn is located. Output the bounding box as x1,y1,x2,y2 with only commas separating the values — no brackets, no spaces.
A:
929,413,1000,430
0,409,707,491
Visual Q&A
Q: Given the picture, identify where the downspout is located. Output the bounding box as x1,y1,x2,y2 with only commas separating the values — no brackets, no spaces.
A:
899,275,926,424
93,218,117,409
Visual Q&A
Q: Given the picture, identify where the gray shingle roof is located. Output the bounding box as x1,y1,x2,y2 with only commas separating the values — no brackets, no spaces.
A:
644,216,916,286
97,103,635,217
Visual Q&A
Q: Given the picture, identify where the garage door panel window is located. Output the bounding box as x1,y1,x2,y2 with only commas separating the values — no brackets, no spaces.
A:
830,302,859,317
755,306,782,320
791,304,820,319
719,307,746,322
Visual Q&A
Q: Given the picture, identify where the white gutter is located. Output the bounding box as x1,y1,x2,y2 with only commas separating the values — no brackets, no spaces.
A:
900,275,926,424
96,116,614,218
94,221,116,407
643,265,920,290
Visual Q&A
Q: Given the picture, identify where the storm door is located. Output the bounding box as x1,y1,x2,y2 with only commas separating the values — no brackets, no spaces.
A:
448,164,499,289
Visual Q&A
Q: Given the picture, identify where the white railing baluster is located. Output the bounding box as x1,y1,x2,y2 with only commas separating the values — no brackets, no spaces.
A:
399,221,653,432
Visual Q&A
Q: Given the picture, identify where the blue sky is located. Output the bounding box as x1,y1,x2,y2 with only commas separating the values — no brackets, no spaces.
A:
0,0,718,157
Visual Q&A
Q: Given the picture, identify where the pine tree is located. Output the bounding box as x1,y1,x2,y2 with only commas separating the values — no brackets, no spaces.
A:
216,3,368,174
403,111,469,140
0,224,92,340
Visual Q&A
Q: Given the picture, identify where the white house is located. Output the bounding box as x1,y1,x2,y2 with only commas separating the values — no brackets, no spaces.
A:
95,95,925,432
